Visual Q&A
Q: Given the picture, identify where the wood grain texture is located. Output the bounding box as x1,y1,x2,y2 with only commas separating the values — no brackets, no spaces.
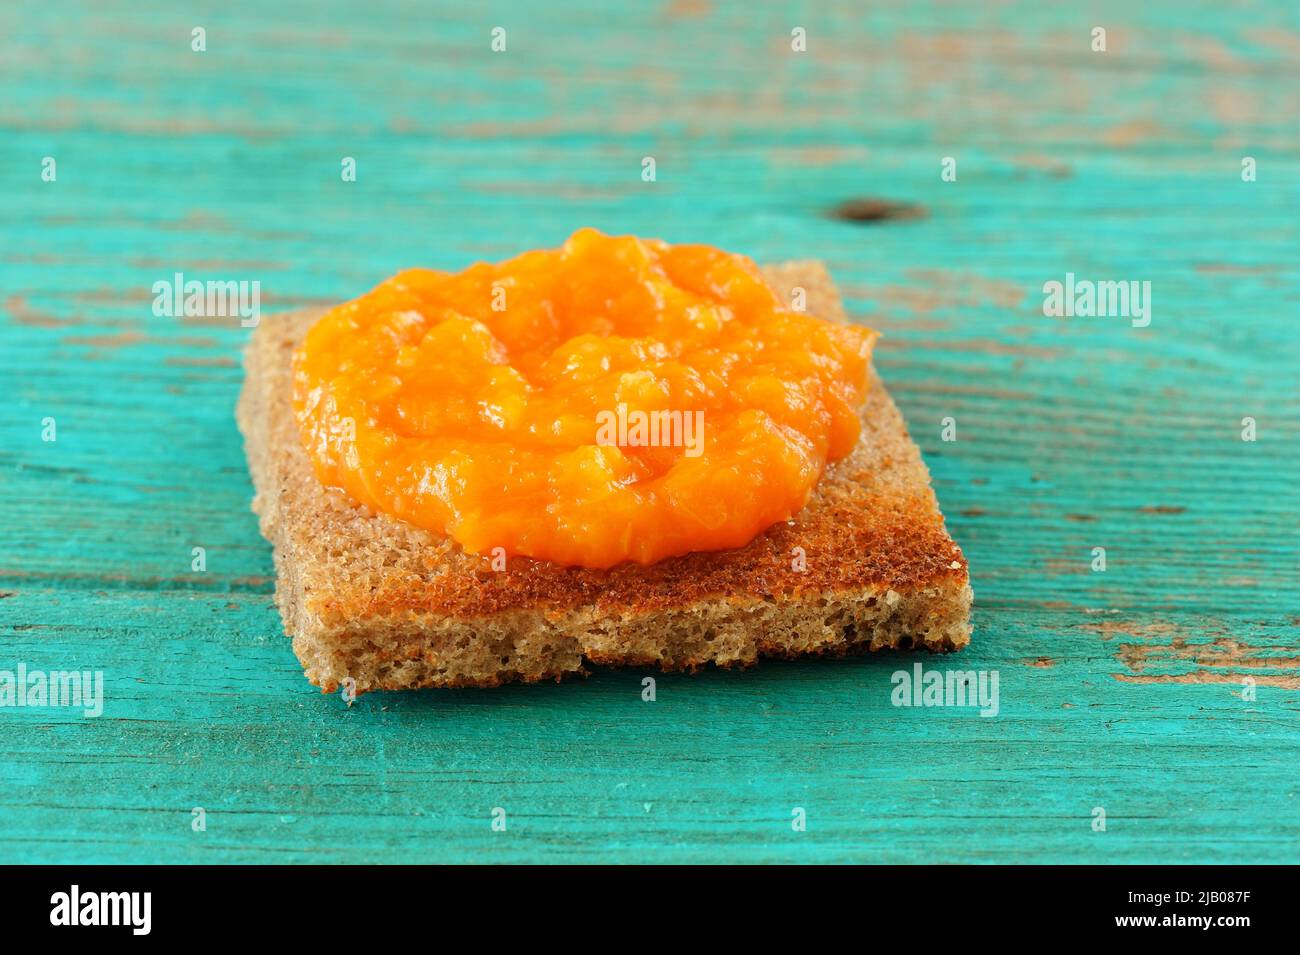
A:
2,0,1298,863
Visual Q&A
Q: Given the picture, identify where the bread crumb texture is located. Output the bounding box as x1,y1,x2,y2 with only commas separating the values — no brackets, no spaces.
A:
236,261,972,692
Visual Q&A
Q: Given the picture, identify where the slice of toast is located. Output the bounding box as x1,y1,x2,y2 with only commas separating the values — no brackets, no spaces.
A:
237,261,972,693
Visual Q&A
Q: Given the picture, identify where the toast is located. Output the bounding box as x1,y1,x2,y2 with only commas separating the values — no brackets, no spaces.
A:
237,261,972,693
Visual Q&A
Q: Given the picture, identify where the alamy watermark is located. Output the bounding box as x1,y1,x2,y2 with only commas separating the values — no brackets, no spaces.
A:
891,663,999,717
0,663,103,718
1042,272,1151,327
152,272,260,327
595,404,704,458
50,885,150,935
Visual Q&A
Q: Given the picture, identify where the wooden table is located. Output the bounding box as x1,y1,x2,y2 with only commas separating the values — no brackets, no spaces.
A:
3,1,1297,863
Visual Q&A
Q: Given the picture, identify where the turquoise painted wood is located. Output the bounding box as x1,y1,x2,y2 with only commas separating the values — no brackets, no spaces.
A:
2,0,1298,863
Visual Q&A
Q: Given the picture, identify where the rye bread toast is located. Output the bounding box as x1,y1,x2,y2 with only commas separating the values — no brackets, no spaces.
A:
237,261,972,692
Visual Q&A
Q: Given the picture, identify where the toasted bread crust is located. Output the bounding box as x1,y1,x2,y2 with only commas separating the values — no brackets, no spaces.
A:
237,261,972,692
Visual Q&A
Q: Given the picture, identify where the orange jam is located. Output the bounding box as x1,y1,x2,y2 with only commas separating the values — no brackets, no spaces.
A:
292,229,876,569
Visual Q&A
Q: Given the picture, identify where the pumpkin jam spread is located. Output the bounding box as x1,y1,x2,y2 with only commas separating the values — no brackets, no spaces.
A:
292,229,877,569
